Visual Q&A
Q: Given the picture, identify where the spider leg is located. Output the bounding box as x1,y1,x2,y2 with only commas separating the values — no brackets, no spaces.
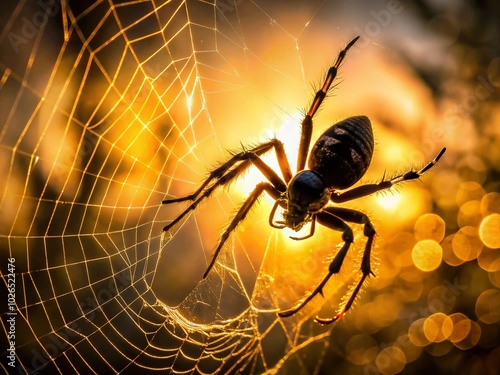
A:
331,147,446,203
278,212,354,318
203,182,282,278
162,152,287,233
163,139,292,205
314,206,376,325
296,36,359,172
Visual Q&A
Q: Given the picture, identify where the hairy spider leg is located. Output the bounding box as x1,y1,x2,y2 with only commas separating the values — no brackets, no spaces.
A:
278,211,354,318
316,273,369,325
278,206,376,322
203,182,282,278
330,147,446,203
162,139,292,205
296,35,360,172
314,207,376,325
162,152,288,233
308,149,446,323
281,148,445,322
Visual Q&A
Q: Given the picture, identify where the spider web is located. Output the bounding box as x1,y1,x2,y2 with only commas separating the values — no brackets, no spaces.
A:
0,1,368,373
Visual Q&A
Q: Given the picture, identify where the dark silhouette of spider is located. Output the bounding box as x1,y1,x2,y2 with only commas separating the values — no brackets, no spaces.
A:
162,36,446,324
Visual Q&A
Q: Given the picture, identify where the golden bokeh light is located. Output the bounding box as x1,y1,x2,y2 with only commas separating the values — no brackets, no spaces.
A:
368,293,402,328
404,309,486,360
424,340,454,357
432,170,462,209
423,313,452,342
354,302,384,334
408,318,430,347
394,276,424,303
452,226,483,262
395,334,422,364
385,232,417,269
479,214,500,249
375,346,406,375
453,320,481,350
480,192,500,216
427,286,456,314
414,213,446,242
346,334,378,365
475,289,500,324
457,200,483,228
489,269,500,289
442,234,466,267
477,246,500,272
447,313,472,343
412,239,443,271
456,181,486,206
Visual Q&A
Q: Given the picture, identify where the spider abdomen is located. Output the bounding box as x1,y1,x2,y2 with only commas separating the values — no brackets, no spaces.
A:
308,116,374,189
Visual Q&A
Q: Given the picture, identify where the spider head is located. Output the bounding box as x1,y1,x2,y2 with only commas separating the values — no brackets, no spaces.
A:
284,170,330,230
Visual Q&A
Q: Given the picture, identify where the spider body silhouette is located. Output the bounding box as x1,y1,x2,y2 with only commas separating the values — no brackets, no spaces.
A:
162,36,446,324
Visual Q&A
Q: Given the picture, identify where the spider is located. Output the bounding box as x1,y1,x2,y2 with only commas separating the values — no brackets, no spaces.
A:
162,36,446,324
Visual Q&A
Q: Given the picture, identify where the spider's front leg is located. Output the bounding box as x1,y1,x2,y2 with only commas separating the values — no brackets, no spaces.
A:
330,147,446,203
162,148,292,278
163,139,292,205
162,141,291,233
203,182,282,278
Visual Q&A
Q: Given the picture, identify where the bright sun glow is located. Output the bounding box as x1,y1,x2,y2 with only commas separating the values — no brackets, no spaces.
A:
236,111,302,202
385,144,405,161
376,193,402,211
